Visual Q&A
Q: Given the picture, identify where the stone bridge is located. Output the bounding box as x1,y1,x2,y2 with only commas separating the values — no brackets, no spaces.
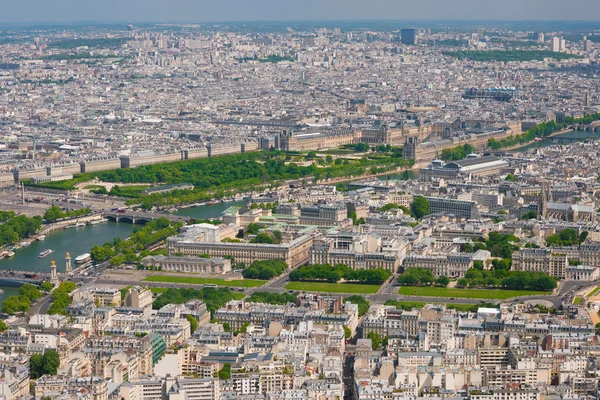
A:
102,211,190,225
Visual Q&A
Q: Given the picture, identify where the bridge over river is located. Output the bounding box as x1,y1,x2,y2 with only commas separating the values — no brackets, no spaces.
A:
102,211,190,224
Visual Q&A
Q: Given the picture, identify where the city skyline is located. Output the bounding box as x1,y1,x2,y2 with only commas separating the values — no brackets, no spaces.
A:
2,0,600,23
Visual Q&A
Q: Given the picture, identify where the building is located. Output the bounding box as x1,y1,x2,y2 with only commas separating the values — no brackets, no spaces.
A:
166,225,314,268
123,287,153,309
552,36,561,52
401,29,416,45
511,248,568,278
565,265,600,281
419,155,508,181
425,197,480,219
141,256,232,274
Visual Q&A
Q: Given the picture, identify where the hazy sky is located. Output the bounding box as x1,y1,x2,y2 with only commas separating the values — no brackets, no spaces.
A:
3,0,600,23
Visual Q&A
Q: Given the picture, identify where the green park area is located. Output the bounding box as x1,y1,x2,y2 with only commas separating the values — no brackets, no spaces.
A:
143,275,267,288
587,287,600,297
573,297,583,305
284,281,380,294
398,286,549,300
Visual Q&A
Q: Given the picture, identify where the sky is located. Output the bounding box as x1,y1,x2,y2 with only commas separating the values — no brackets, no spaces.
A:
2,0,600,23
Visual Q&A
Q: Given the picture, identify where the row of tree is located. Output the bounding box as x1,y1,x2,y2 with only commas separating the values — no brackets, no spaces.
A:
397,268,449,286
443,50,581,62
1,283,44,315
0,214,42,247
43,206,93,222
152,287,237,315
488,113,600,150
289,263,391,285
457,268,557,291
246,291,298,305
90,217,181,266
47,281,77,315
440,144,474,161
241,259,288,280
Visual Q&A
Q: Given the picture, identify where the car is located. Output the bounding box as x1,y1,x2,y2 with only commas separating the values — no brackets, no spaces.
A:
449,297,455,300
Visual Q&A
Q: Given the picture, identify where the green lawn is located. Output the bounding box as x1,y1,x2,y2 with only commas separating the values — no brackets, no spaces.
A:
232,292,246,300
398,286,550,299
574,296,583,305
284,282,380,294
588,287,600,297
143,275,267,288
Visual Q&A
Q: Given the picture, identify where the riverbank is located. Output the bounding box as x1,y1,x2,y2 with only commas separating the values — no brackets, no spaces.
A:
493,129,574,152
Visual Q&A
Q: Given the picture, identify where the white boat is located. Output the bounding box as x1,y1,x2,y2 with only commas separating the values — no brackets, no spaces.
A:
39,249,53,258
89,218,108,225
37,235,46,241
21,241,32,247
75,253,91,264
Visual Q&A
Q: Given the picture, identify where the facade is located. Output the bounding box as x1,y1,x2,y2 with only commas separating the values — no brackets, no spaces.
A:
511,248,568,278
425,197,480,219
166,226,314,268
402,252,473,278
420,155,508,181
141,255,232,274
124,287,154,309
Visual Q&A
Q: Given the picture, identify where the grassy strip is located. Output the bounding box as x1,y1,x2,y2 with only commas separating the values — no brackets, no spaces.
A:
398,286,549,299
587,287,600,297
284,281,380,294
574,297,583,305
143,275,266,288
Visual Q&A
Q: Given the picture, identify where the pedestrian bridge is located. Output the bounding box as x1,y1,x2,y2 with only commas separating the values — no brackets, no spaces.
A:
102,211,189,225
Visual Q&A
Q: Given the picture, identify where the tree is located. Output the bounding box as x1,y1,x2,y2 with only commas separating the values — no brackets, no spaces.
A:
1,295,30,314
410,197,430,219
39,282,54,292
0,320,8,333
30,350,60,379
218,363,231,380
463,242,474,253
186,314,198,334
251,232,274,244
436,276,450,287
505,173,517,181
343,326,352,339
222,322,231,332
521,211,537,220
246,223,260,235
367,331,382,350
19,283,43,302
345,295,370,317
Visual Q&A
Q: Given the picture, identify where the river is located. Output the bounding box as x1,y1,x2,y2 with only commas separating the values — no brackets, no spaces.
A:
0,202,242,307
171,200,246,219
0,222,134,274
511,130,600,152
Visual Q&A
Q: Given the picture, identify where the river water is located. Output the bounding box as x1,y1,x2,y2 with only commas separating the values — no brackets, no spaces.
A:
0,202,243,306
172,200,246,219
0,222,134,274
511,130,600,152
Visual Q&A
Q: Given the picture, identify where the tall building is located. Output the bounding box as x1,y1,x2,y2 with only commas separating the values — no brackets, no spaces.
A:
401,29,416,45
584,39,593,53
551,36,561,52
538,33,545,43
